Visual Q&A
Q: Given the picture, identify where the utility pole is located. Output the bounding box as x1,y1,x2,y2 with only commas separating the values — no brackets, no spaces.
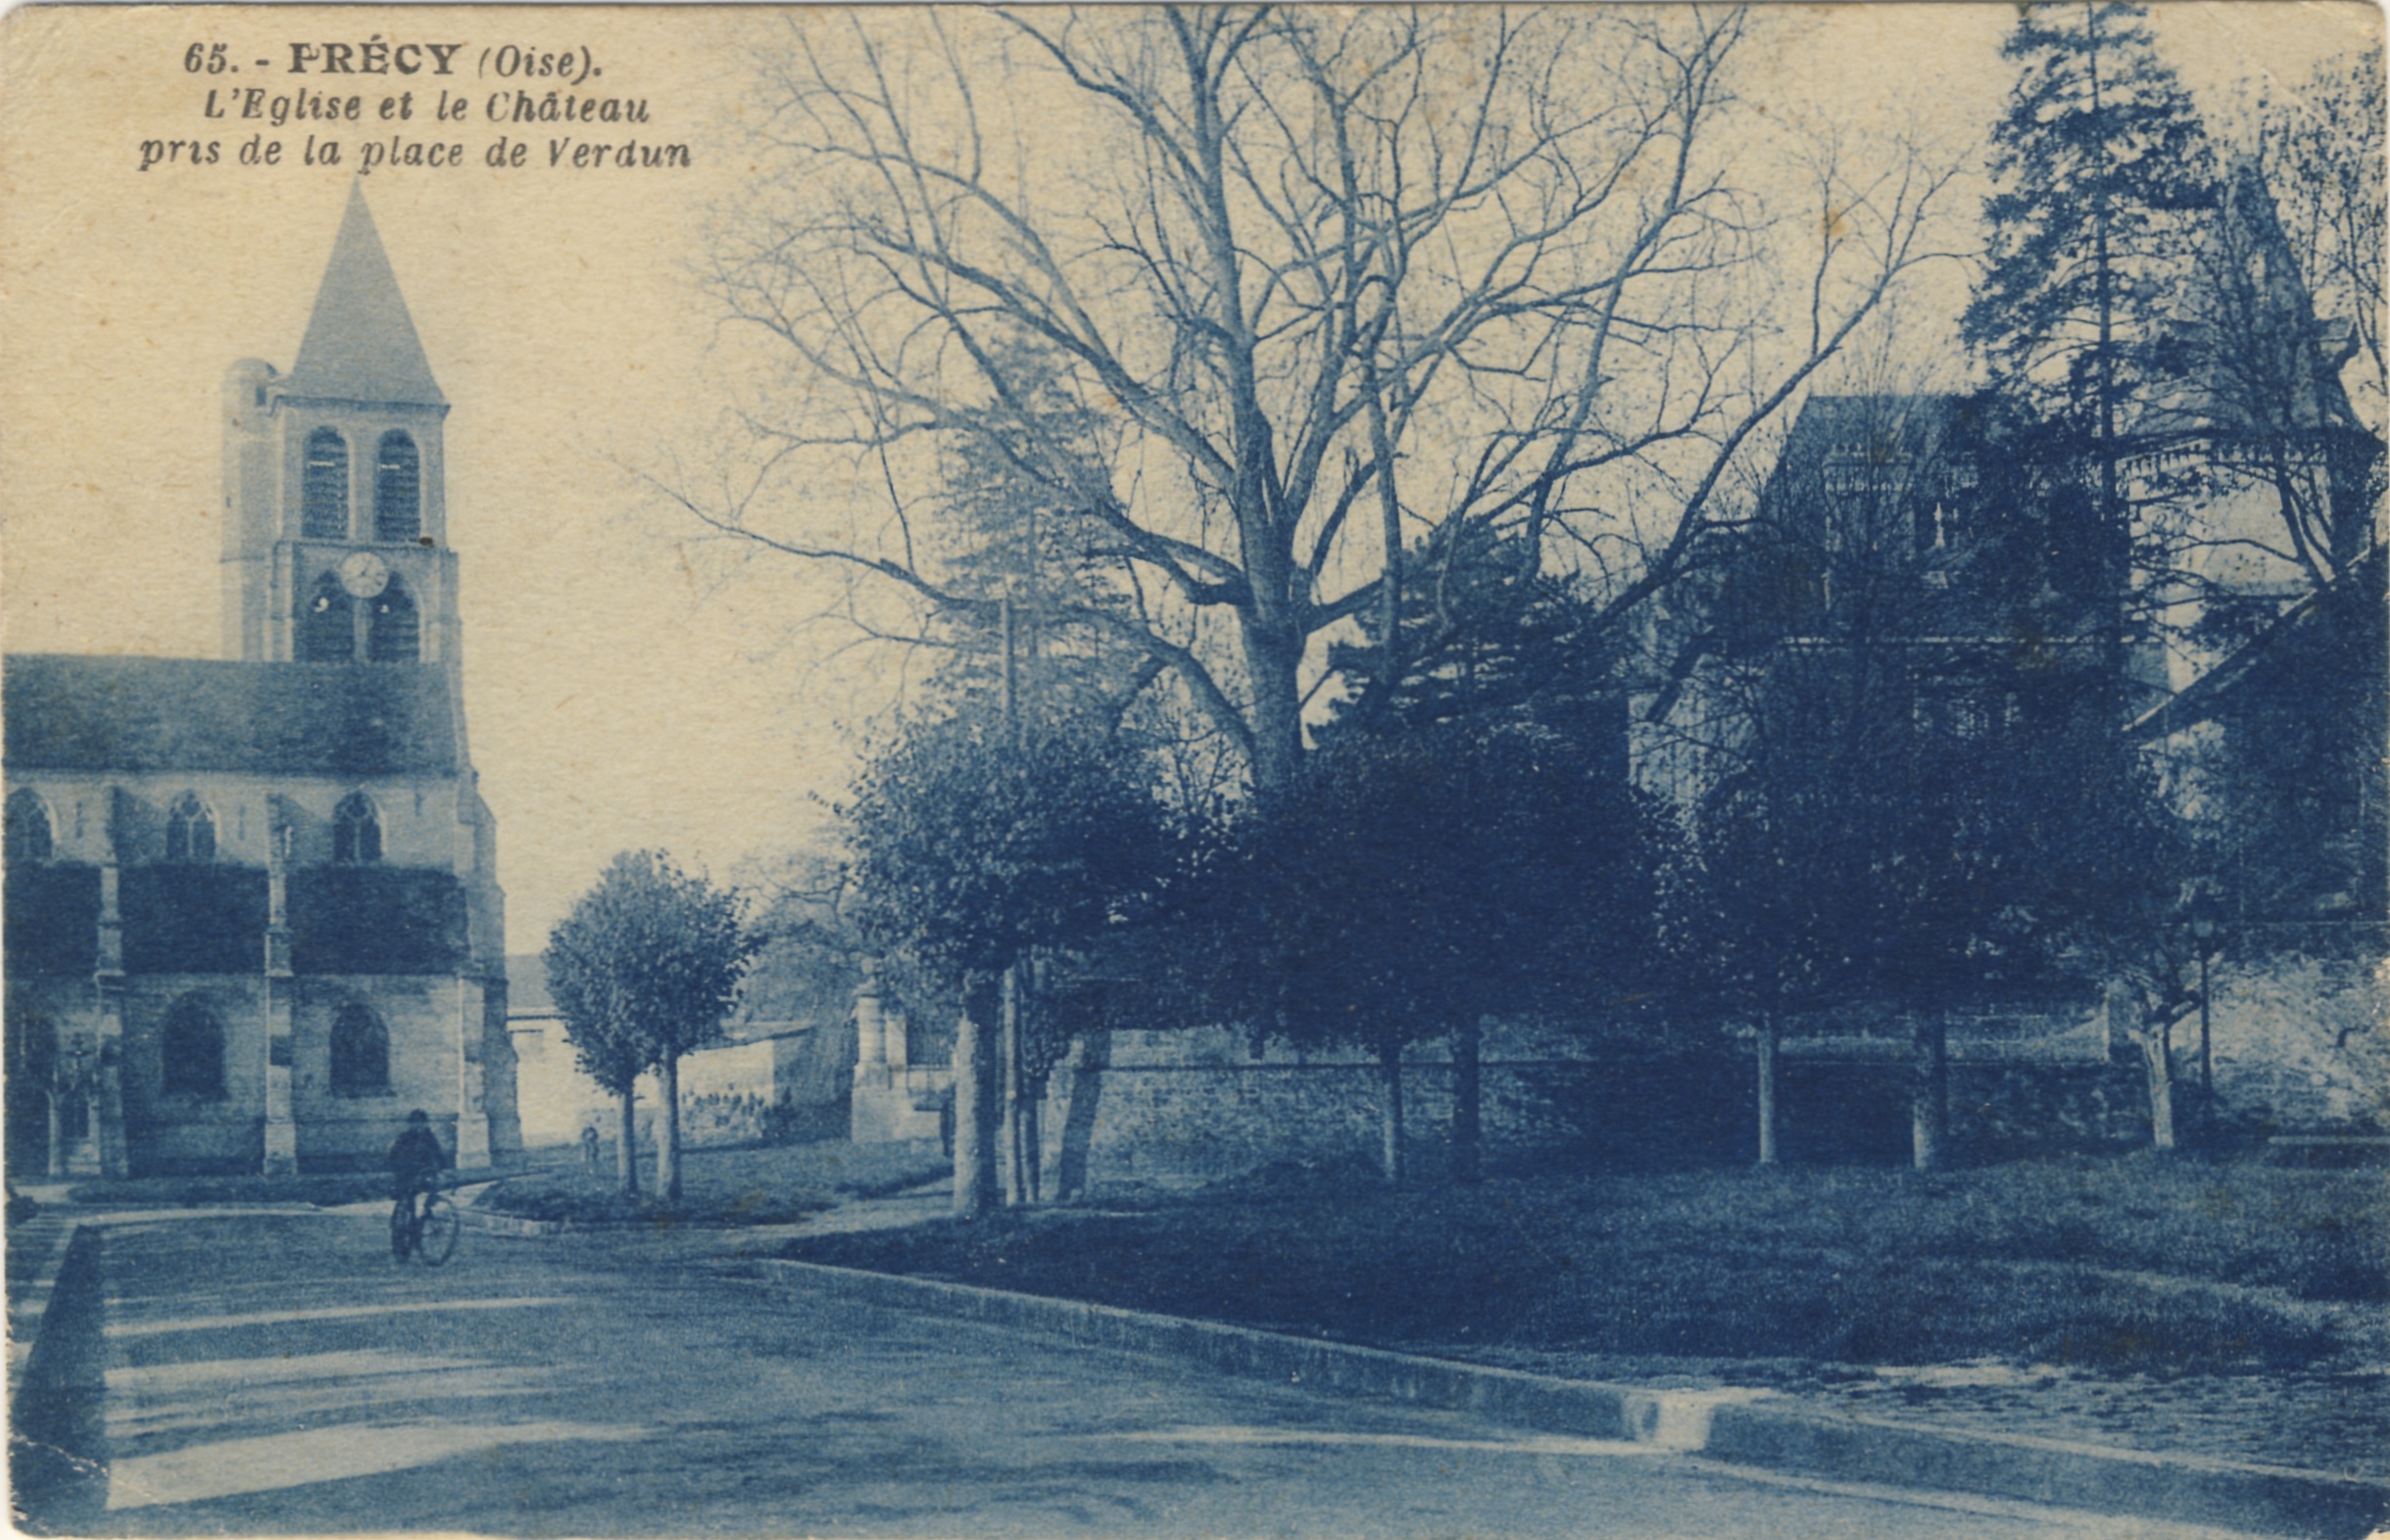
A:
998,595,1028,1206
1756,1016,1779,1166
1000,594,1019,746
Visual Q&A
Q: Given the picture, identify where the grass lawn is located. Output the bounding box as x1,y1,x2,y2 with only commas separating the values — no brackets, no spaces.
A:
782,1152,2388,1378
475,1137,947,1225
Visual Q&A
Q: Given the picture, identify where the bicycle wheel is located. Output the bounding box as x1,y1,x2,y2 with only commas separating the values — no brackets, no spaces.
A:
390,1199,415,1261
415,1192,461,1267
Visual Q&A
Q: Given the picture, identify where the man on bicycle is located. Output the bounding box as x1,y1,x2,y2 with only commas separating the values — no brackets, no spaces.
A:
387,1110,448,1258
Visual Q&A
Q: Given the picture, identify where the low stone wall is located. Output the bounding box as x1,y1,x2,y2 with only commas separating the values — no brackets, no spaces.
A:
676,1091,848,1149
1029,990,2349,1186
2203,941,2388,1134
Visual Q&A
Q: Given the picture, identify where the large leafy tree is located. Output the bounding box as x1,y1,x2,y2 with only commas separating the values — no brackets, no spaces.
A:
547,852,756,1201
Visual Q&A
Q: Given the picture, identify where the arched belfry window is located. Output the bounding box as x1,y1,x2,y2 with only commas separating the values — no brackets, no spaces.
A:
333,793,381,864
301,428,351,540
329,1001,390,1097
6,790,54,864
298,572,355,662
367,575,419,663
374,432,421,544
165,794,217,864
161,996,227,1100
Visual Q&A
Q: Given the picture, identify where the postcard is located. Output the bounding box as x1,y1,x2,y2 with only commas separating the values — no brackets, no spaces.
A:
5,6,2384,1536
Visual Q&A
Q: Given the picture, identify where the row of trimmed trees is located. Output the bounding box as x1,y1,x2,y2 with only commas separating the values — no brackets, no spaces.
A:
840,561,2208,1200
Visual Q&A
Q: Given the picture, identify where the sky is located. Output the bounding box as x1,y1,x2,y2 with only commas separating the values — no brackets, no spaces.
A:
1,3,2374,952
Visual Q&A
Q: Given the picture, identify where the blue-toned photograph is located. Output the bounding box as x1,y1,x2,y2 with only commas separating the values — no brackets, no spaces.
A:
3,6,2383,1536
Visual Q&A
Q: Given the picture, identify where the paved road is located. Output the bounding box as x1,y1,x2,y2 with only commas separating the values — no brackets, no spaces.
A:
78,1208,2259,1538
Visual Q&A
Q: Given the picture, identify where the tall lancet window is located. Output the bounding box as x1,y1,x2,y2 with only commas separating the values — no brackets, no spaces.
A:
165,794,217,864
302,428,351,540
333,793,381,864
367,576,419,663
329,1002,390,1097
298,572,355,661
161,996,227,1101
374,432,420,543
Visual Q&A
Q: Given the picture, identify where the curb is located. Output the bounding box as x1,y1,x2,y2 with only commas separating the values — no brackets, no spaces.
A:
7,1220,110,1531
1704,1402,2390,1540
461,1210,586,1236
461,1209,809,1237
747,1257,2390,1540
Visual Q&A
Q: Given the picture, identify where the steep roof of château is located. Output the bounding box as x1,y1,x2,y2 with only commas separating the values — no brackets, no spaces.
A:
2,655,460,776
1777,393,1971,466
282,184,446,408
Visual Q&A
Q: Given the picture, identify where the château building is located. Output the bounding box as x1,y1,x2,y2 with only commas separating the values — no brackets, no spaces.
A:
4,186,518,1179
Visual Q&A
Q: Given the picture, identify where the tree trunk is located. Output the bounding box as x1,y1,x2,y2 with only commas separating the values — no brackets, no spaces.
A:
1450,1016,1482,1183
1000,965,1026,1207
1022,1083,1043,1205
2144,1021,2177,1152
1241,622,1305,805
1053,1030,1109,1204
1911,1015,1948,1173
1378,1030,1405,1185
1756,1016,1779,1167
658,1055,682,1202
616,1087,639,1195
951,979,1000,1218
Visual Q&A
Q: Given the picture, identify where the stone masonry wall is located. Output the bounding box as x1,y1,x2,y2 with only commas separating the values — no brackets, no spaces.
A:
1030,944,2385,1189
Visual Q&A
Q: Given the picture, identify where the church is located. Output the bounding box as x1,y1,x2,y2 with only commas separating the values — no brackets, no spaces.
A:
4,187,519,1179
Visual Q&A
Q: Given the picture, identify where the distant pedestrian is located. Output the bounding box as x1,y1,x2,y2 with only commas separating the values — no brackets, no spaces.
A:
579,1124,602,1171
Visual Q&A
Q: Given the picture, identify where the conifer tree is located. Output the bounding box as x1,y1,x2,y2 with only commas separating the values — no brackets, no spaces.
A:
1963,2,2215,712
1966,2,2215,433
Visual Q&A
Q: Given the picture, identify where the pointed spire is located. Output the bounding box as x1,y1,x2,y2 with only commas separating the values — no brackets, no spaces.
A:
283,184,445,407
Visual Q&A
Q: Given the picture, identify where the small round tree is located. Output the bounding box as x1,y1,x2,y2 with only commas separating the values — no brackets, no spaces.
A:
1226,722,1667,1184
843,711,1172,1216
547,850,756,1201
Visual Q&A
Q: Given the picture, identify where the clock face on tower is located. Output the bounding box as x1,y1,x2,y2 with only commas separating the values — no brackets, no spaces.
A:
336,551,391,599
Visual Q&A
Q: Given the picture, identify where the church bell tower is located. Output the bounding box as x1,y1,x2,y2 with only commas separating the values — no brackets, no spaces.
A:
221,185,461,672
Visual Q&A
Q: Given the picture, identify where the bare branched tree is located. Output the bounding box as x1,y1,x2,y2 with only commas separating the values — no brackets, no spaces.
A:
661,5,1960,800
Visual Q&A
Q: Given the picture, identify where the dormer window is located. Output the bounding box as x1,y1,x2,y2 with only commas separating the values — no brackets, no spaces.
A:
333,794,382,864
302,427,351,540
165,794,217,864
374,432,420,543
